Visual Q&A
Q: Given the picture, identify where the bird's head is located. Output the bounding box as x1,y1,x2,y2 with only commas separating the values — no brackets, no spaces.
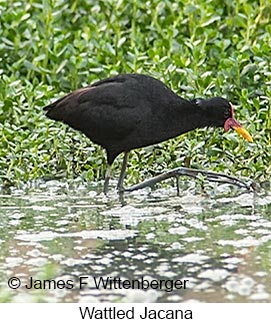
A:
193,97,253,142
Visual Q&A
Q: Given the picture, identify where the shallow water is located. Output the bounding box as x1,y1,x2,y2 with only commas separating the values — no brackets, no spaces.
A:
0,180,270,303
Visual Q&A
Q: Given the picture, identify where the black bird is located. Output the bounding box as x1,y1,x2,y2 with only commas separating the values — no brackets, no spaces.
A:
44,74,252,193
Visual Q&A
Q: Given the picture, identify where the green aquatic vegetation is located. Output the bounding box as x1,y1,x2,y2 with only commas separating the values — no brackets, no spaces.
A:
0,0,270,188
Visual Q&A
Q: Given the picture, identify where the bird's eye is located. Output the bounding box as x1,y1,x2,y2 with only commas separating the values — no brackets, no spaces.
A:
224,110,231,119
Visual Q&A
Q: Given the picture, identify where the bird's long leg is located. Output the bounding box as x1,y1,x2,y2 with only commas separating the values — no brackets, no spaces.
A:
103,164,112,195
117,151,129,192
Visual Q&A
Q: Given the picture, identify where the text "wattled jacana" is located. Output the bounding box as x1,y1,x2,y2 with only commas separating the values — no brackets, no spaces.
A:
44,73,253,193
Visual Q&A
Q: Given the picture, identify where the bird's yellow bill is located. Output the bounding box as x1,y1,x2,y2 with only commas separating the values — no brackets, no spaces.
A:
232,126,253,142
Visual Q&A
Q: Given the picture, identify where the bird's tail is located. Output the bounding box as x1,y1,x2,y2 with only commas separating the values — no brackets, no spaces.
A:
43,93,73,121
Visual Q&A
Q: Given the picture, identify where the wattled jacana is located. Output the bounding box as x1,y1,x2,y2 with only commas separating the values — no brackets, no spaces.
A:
44,73,253,193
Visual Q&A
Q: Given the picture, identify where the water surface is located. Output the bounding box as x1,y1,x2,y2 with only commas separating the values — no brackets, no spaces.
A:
0,180,270,302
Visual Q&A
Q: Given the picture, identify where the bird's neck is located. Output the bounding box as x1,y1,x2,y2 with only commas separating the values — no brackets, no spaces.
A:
174,99,217,134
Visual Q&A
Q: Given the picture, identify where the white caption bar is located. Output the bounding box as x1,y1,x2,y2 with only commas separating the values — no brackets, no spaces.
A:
1,303,270,323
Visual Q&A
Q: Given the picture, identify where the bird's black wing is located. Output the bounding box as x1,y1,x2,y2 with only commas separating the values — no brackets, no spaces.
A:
44,75,149,146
